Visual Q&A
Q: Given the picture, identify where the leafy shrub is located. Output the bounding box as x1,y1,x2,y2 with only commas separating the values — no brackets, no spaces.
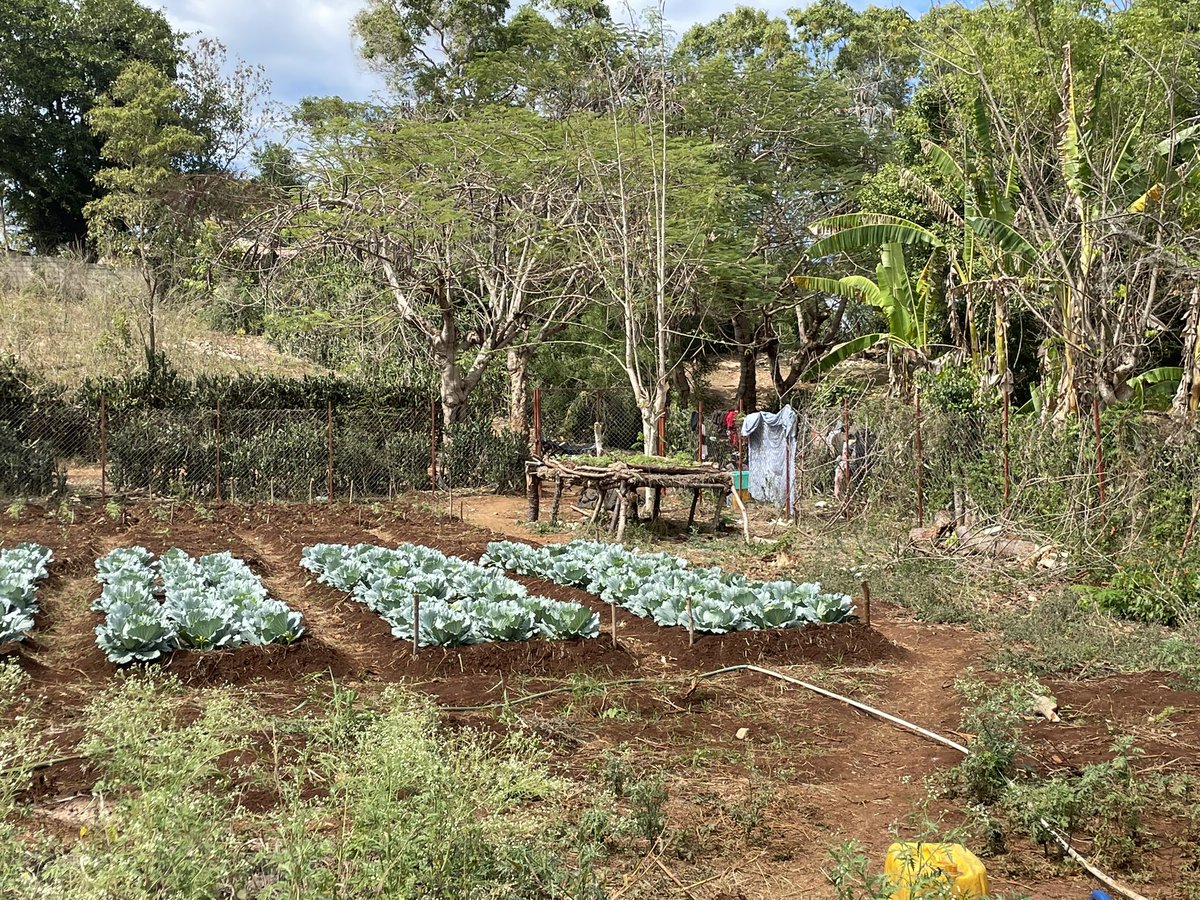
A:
1077,558,1199,626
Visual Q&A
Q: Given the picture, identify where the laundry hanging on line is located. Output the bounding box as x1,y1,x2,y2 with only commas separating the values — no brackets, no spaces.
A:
741,405,797,515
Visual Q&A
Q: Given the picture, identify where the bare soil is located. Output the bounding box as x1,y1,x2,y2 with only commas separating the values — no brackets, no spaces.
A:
3,498,1197,898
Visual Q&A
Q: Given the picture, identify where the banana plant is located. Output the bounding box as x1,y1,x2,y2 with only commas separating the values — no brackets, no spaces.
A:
794,235,943,390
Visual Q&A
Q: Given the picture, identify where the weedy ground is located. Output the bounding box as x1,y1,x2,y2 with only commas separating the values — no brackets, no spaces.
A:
0,496,1197,898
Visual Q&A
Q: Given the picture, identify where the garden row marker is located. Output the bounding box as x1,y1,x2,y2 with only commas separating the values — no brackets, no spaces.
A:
686,596,695,647
610,599,617,646
862,581,871,627
411,594,419,659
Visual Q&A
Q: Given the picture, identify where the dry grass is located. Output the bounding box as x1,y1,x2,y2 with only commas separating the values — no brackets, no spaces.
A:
0,255,316,385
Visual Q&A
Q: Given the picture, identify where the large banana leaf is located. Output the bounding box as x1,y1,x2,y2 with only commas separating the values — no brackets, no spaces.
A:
966,216,1037,268
808,214,942,258
1058,45,1089,202
792,274,882,306
797,333,887,383
1130,366,1183,407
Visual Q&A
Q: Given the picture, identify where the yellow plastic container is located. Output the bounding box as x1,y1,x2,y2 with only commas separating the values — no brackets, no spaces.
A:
884,842,989,899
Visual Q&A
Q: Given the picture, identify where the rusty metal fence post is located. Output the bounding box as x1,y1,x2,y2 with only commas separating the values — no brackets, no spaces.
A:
429,398,439,490
326,400,334,502
532,387,542,458
657,411,666,456
1003,390,1011,504
214,400,222,501
1093,395,1106,512
98,394,108,500
914,384,925,527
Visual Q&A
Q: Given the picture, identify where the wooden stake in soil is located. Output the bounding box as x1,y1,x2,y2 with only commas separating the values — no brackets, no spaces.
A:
839,397,850,520
862,581,871,627
686,595,695,647
610,600,617,646
412,594,420,658
549,479,564,523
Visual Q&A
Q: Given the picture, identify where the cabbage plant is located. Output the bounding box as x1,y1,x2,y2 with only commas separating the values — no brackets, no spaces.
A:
0,542,52,644
93,547,306,663
483,539,855,635
304,541,601,647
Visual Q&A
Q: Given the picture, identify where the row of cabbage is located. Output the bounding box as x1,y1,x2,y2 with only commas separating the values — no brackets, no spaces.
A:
481,540,855,634
94,547,306,663
300,542,599,646
0,543,53,644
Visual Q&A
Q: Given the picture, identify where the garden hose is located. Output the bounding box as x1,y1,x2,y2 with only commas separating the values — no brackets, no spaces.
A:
446,662,1150,900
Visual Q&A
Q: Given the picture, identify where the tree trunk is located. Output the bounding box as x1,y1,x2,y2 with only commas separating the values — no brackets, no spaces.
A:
1174,285,1200,422
506,346,532,435
732,311,758,410
439,358,470,427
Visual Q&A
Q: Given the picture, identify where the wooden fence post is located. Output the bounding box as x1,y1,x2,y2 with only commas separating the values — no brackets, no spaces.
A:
697,400,704,463
1002,390,1011,504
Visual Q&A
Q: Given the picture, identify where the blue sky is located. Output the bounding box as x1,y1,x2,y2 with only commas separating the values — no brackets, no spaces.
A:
154,1,920,107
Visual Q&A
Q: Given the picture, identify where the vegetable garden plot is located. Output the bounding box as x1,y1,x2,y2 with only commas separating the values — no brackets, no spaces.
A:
94,548,306,664
0,542,52,643
482,540,855,634
300,542,600,647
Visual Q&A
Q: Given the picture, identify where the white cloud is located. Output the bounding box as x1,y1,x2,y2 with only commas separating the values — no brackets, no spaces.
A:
151,1,913,108
154,0,385,105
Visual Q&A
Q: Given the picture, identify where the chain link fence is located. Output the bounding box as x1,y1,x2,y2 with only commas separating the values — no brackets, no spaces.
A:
530,383,1200,552
0,392,530,502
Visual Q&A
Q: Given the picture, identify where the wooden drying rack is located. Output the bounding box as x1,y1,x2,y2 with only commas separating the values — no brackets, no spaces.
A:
525,457,750,543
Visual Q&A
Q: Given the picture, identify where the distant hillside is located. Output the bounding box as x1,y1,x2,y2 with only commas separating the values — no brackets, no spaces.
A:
0,255,319,386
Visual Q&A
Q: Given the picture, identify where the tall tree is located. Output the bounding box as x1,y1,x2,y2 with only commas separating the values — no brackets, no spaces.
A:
271,108,592,427
84,61,203,369
0,0,179,251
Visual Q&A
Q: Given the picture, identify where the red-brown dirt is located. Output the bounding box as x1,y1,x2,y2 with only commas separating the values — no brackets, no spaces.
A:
2,498,1196,898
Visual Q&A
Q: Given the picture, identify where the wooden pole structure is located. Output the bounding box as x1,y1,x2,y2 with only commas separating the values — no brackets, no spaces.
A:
532,387,543,458
326,400,334,502
99,394,108,500
737,399,744,476
839,397,850,520
1002,390,1011,503
429,399,438,490
914,384,925,527
657,412,666,456
1093,395,1106,511
862,581,872,627
411,594,420,658
214,400,222,502
686,595,695,647
697,400,704,463
610,600,618,646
